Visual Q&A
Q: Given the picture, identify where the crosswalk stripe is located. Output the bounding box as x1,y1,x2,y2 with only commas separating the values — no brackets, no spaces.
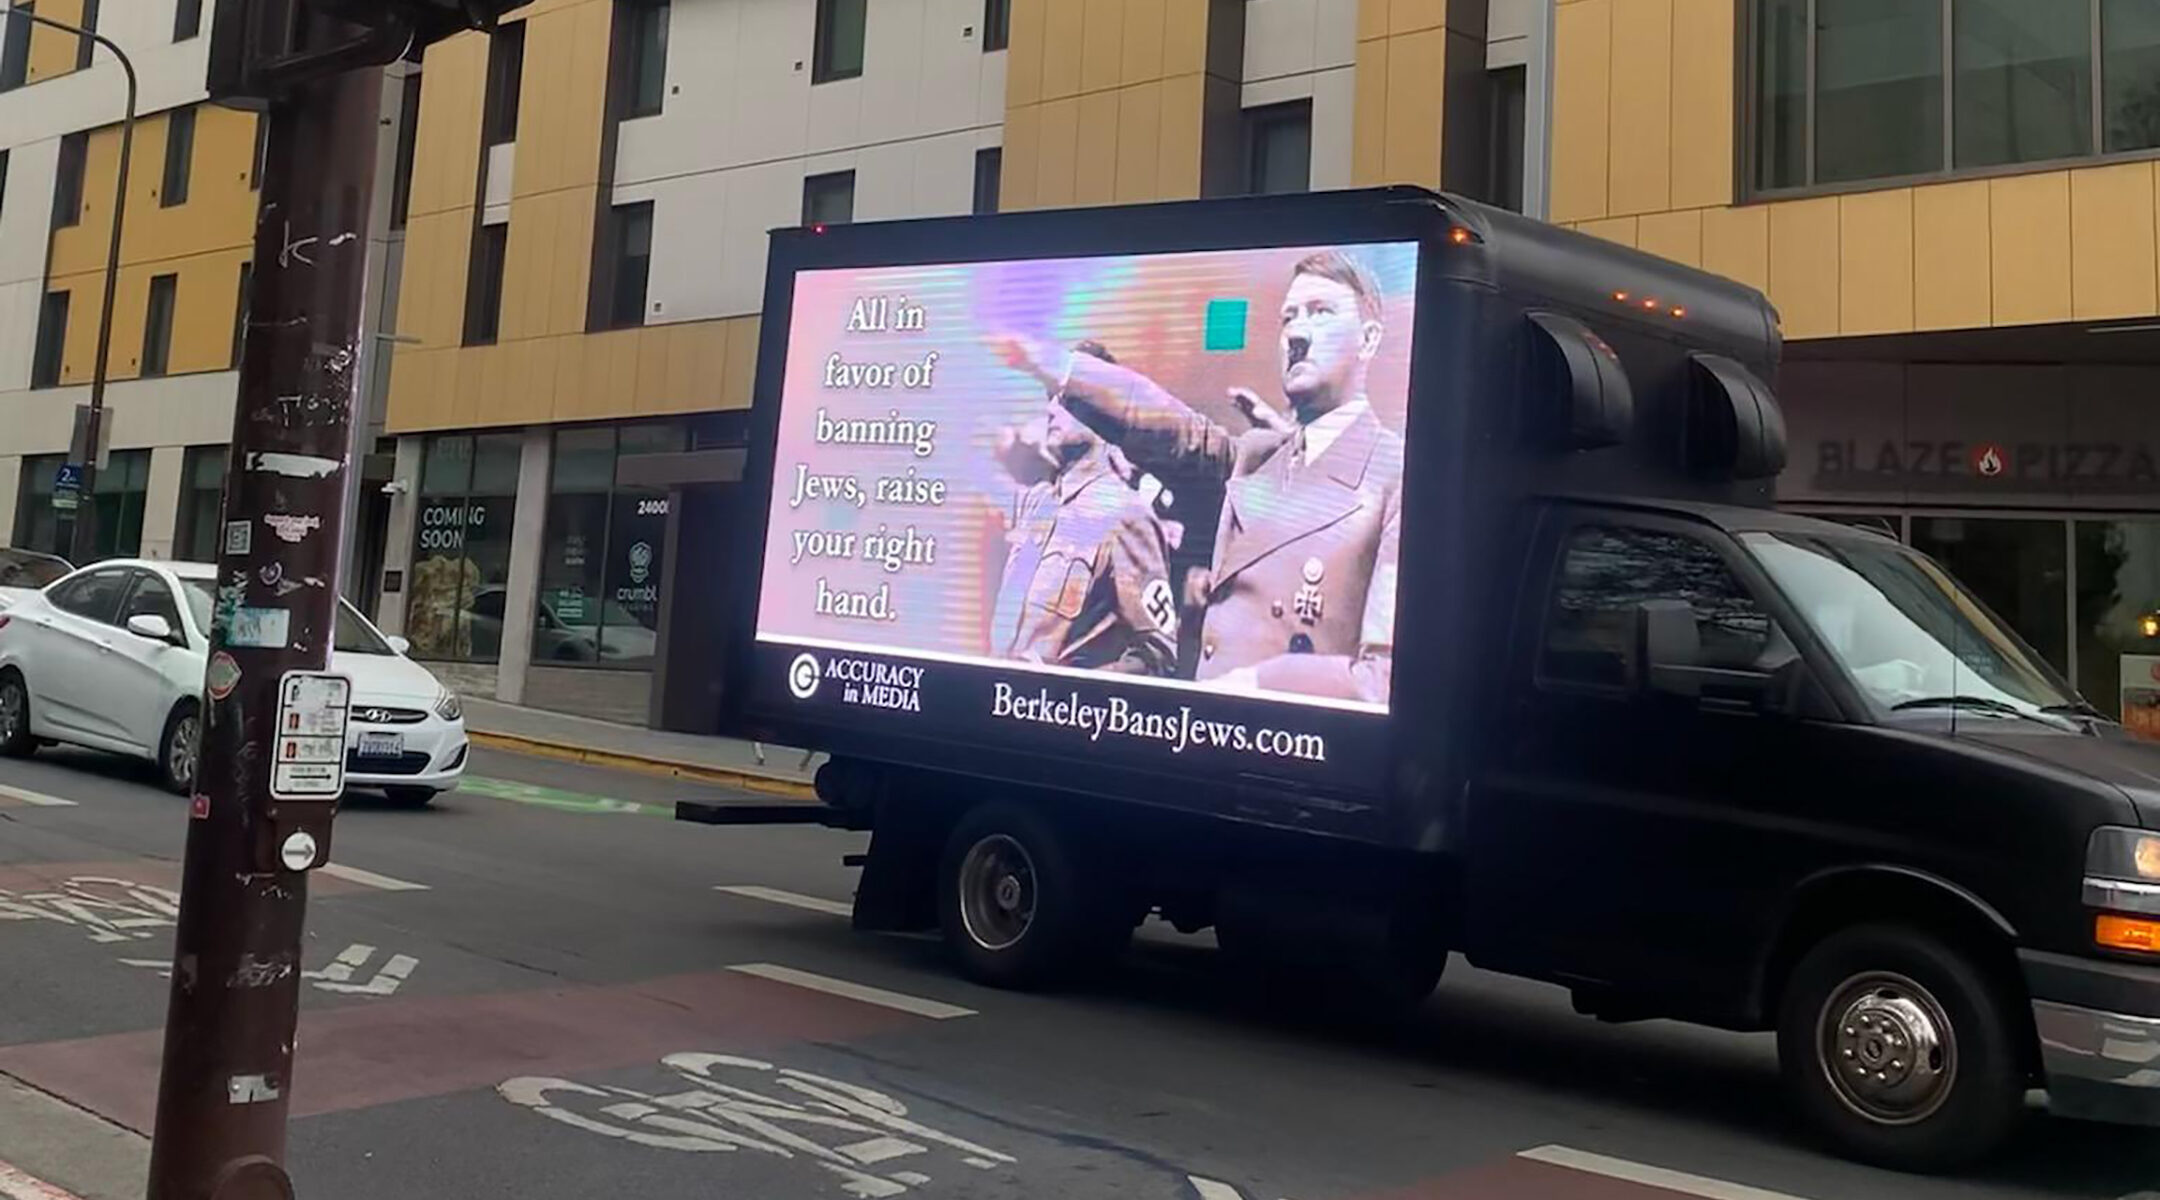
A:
1518,1146,1814,1200
715,884,853,917
727,963,975,1020
318,863,429,892
0,785,76,807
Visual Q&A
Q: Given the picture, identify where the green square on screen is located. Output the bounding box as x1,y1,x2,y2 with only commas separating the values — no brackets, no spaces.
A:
1203,298,1248,352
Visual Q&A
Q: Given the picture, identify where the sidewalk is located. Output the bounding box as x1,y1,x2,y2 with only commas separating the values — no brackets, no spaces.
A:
0,1075,145,1200
459,696,823,801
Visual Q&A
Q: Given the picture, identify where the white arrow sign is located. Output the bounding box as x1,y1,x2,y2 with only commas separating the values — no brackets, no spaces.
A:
301,944,417,996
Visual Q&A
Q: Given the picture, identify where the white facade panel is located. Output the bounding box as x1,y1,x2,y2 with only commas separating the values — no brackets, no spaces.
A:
1310,67,1357,192
0,139,56,289
1245,0,1319,82
805,75,866,156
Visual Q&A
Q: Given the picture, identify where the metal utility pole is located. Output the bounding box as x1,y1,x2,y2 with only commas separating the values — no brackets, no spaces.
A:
1,5,136,561
145,60,384,1200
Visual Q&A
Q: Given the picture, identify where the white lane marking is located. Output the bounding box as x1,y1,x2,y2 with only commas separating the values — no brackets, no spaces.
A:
302,944,419,996
118,958,173,979
1519,1146,1815,1200
318,862,429,891
716,885,853,918
727,963,975,1020
0,785,75,807
1188,1179,1249,1200
0,1158,87,1200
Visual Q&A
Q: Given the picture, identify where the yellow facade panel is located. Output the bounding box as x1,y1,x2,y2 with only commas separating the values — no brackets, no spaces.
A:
170,252,249,377
1001,104,1041,210
520,337,563,424
1082,0,1125,93
1155,73,1205,200
549,338,585,421
1121,0,1166,84
1911,180,1992,331
2069,162,2159,320
653,325,702,413
1113,83,1164,202
1383,29,1445,188
1767,197,1840,338
1605,0,1672,217
692,319,730,405
1352,37,1388,185
1034,97,1082,207
1836,189,1914,336
1042,0,1086,99
1988,171,2073,327
570,328,613,420
450,345,487,429
1162,0,1207,77
1577,216,1639,248
1358,0,1387,43
1075,90,1122,206
1636,209,1702,267
386,350,441,432
26,0,83,84
560,0,615,191
1389,0,1447,35
722,316,761,410
478,341,511,424
516,14,567,196
601,326,642,418
1007,0,1046,106
549,192,598,336
1551,0,1612,223
1668,0,1734,210
413,33,488,221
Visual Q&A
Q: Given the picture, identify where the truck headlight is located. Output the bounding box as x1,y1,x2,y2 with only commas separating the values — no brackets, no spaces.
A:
2084,827,2160,940
434,688,463,722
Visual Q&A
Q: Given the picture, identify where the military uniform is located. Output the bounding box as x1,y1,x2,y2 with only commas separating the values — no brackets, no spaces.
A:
992,453,1179,675
1057,353,1400,705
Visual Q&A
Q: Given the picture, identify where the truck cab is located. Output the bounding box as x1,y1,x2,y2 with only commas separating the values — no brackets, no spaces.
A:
1466,496,2160,1168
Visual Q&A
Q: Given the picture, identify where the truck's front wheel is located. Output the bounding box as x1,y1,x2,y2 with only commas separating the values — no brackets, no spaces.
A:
1777,924,2026,1172
938,801,1125,989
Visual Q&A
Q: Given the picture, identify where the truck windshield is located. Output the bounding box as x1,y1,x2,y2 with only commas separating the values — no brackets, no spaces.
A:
1740,531,2079,717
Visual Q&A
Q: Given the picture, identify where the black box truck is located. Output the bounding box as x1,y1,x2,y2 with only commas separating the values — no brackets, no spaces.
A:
686,187,2160,1172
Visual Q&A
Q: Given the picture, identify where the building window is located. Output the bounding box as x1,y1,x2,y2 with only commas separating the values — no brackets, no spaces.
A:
249,114,267,190
1489,65,1526,213
1244,100,1311,195
54,132,86,228
616,0,669,119
536,423,683,669
1910,516,2069,672
1750,0,2155,194
175,0,203,41
814,0,866,84
2104,0,2160,152
982,0,1009,52
973,147,1001,215
481,21,524,146
66,450,150,560
14,456,64,555
464,223,508,345
390,72,422,228
2077,518,2160,723
405,433,522,662
230,261,252,369
1,2,31,93
141,274,177,378
32,291,68,388
596,201,653,330
75,0,97,69
803,170,854,226
162,107,196,207
174,447,228,561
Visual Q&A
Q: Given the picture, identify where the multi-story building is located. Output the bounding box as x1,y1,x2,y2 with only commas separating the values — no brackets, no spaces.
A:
3,1,2155,732
0,0,417,593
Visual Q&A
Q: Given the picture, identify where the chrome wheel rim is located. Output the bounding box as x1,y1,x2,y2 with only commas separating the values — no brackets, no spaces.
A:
0,682,21,743
169,713,199,791
957,834,1036,952
1817,970,1957,1126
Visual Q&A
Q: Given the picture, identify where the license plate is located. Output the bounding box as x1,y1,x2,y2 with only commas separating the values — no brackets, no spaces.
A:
356,731,404,758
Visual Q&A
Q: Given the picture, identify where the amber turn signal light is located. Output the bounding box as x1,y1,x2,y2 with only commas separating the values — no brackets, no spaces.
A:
2097,914,2160,953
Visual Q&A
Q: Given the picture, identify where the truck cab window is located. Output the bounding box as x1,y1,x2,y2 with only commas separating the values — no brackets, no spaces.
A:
1539,525,1773,689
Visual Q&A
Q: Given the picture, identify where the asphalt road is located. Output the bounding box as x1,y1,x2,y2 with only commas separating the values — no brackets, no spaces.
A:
0,743,2154,1200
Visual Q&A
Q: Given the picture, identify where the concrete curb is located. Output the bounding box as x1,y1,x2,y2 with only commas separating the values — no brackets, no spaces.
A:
0,1161,85,1200
464,729,820,802
0,1075,145,1200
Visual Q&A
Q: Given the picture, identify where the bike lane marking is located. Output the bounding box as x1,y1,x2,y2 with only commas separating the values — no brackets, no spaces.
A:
317,862,429,892
728,963,976,1020
716,885,854,917
455,775,662,816
1515,1147,1815,1200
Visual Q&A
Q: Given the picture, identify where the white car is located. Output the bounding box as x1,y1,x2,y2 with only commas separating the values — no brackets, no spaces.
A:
0,547,72,612
0,559,468,805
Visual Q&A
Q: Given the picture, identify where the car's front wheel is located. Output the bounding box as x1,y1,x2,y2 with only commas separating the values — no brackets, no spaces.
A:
0,671,35,758
157,701,200,796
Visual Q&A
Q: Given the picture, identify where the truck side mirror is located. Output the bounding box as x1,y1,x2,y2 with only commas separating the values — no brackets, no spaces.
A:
1633,600,1702,697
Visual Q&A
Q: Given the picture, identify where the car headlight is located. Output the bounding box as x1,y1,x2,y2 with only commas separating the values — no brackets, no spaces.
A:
434,688,463,722
2085,827,2160,953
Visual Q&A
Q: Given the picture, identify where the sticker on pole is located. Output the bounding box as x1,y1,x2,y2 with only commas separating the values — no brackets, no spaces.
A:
205,651,242,701
272,671,351,801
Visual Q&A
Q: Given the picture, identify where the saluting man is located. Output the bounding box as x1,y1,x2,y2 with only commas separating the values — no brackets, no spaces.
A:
993,251,1402,705
990,343,1180,676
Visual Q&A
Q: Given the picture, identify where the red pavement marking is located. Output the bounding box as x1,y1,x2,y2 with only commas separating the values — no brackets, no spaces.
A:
0,1159,87,1200
0,859,365,897
0,969,922,1134
1342,1157,1709,1200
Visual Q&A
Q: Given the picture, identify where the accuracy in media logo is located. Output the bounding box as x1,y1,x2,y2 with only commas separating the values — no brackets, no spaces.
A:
787,652,821,700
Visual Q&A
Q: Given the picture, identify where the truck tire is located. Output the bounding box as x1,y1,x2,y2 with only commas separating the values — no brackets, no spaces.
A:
1777,924,2026,1172
937,801,1126,990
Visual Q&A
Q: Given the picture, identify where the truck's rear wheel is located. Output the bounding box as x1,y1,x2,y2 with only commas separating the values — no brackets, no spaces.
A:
938,802,1126,989
1777,924,2025,1172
